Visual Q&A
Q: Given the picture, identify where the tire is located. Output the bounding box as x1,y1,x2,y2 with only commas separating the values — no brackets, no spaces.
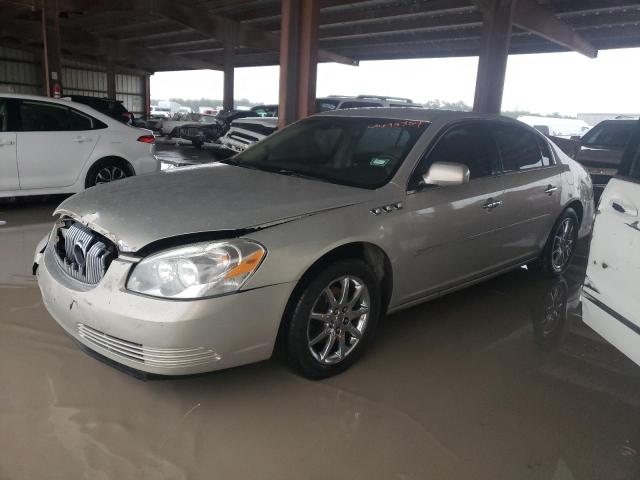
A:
282,259,382,379
534,208,579,276
85,159,131,188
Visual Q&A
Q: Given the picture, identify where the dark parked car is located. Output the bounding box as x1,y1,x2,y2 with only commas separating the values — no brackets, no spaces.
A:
67,95,134,125
573,119,640,196
176,109,260,148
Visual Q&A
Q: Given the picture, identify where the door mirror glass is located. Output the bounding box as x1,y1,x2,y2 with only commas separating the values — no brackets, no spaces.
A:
422,162,470,187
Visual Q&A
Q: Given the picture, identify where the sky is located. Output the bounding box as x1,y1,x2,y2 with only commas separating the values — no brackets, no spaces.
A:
151,47,640,117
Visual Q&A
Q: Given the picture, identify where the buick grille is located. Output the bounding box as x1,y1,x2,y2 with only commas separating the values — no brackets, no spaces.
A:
51,220,116,285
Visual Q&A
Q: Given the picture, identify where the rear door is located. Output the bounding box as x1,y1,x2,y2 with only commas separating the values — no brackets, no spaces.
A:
583,124,640,366
0,98,18,191
491,123,564,262
399,121,506,302
16,100,99,189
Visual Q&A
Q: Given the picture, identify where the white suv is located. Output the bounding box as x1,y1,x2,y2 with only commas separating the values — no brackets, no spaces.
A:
0,94,159,198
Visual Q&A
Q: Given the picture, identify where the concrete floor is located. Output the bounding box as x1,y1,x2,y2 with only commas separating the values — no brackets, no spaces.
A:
1,147,639,479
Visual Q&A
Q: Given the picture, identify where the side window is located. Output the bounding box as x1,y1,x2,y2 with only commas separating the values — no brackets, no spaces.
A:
411,123,500,189
69,109,94,130
493,124,545,172
538,137,553,166
0,99,7,132
19,101,70,132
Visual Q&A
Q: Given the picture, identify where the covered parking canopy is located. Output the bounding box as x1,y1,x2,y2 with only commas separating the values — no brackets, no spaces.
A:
2,0,640,125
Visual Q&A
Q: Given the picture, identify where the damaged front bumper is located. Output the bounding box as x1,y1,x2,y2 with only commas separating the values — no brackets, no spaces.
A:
34,241,294,376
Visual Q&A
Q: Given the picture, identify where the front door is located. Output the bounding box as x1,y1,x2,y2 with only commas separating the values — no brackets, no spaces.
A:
398,121,506,304
583,130,640,366
0,98,18,191
16,100,98,190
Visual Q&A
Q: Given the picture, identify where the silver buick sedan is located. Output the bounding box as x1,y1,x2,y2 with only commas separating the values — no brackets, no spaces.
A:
35,109,594,379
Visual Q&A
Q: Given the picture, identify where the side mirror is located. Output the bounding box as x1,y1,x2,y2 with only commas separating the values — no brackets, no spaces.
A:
422,162,470,187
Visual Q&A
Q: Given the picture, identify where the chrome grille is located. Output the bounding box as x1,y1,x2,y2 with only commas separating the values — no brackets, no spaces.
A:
52,220,116,285
77,323,220,368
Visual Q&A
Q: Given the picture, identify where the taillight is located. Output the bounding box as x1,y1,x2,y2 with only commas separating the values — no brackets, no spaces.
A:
137,135,155,144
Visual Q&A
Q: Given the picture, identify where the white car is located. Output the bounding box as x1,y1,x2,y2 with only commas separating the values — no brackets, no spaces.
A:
0,94,159,198
582,120,640,366
216,117,278,153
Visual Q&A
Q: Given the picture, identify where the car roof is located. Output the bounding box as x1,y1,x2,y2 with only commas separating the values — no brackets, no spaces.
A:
314,107,522,124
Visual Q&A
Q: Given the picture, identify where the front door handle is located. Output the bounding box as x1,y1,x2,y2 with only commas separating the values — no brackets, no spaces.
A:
544,185,558,195
611,199,638,216
483,198,503,211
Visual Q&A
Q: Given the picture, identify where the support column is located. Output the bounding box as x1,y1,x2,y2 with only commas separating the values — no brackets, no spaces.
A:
107,59,117,99
42,0,63,97
278,0,319,129
472,0,516,114
223,26,235,112
143,74,151,118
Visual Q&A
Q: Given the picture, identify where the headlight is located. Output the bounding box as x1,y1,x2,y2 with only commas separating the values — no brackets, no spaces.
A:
127,239,265,299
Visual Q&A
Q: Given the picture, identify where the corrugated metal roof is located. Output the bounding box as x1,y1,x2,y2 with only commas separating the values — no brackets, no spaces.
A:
1,0,639,71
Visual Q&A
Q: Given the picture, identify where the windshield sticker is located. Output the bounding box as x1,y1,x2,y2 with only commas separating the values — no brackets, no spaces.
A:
370,157,390,167
367,120,428,129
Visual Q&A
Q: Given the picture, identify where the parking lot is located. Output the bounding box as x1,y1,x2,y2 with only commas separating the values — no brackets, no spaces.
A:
3,1,640,479
0,142,638,479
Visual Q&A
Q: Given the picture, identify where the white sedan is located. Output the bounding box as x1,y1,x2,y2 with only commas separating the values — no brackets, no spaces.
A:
0,93,159,198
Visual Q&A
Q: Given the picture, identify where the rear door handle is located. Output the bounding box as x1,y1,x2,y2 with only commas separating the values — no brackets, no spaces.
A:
544,185,558,195
483,199,503,211
0,139,15,146
73,136,92,143
611,200,638,216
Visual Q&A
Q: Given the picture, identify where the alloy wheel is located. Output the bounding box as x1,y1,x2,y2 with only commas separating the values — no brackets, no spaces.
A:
551,218,576,272
307,275,370,365
95,166,127,184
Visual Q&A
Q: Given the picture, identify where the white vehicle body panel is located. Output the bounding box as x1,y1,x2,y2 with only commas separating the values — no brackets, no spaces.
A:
0,131,18,191
583,177,640,366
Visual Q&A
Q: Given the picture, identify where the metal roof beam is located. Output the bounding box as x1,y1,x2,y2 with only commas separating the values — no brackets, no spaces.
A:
146,0,358,65
471,0,597,58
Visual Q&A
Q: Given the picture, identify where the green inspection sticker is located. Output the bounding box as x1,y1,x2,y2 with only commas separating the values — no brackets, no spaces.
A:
370,157,390,167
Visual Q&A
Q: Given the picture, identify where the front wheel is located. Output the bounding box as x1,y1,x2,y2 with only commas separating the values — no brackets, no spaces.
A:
282,260,381,379
536,208,579,275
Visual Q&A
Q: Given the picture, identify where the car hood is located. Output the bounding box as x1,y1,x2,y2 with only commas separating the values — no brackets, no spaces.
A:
55,163,375,252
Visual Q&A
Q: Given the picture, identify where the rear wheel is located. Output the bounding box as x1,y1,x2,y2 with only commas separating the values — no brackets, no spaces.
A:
534,208,579,275
282,260,381,379
85,159,131,188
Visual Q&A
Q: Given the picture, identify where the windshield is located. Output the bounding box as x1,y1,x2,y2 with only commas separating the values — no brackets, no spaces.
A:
230,116,429,189
582,122,636,149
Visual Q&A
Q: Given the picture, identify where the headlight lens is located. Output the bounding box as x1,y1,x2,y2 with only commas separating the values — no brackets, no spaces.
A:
127,239,265,299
